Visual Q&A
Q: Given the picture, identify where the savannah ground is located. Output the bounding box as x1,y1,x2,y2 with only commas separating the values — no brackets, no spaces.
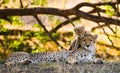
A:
0,62,120,73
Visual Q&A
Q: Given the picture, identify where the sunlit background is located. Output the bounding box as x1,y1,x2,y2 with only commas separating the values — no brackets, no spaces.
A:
0,0,120,62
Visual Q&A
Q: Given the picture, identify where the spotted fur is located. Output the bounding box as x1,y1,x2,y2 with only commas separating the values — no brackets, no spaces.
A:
5,52,30,65
24,48,95,64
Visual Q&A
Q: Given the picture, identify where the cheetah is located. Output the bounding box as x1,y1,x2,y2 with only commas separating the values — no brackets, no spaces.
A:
23,34,98,64
69,26,90,52
66,34,98,64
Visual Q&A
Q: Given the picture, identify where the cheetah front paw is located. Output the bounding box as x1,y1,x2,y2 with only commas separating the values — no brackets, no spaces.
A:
93,59,104,64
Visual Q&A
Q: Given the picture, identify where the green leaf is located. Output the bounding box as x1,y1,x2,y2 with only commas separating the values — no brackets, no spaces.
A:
24,31,31,36
2,0,9,4
13,0,16,2
105,5,116,17
52,33,59,39
32,48,46,53
33,24,40,28
33,0,47,6
8,16,24,26
55,19,61,25
41,0,48,6
0,19,9,25
86,0,90,2
103,0,111,2
33,0,41,5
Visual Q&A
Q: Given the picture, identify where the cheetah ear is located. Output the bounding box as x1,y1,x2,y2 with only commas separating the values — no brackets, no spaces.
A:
93,34,98,40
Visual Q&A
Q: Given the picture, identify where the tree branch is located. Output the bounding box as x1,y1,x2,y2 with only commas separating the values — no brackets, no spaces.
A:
95,6,115,47
0,8,70,18
97,42,120,50
74,10,120,25
0,2,119,52
0,2,120,25
91,24,108,32
88,7,106,14
33,15,65,50
74,2,119,10
50,17,80,33
19,0,24,8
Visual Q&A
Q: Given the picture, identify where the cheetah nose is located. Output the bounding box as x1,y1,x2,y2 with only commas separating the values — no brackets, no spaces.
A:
86,45,90,47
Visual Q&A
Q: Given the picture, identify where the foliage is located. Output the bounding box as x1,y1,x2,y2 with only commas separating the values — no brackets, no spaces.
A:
105,5,116,17
1,0,10,4
0,0,49,59
9,16,24,26
33,0,48,6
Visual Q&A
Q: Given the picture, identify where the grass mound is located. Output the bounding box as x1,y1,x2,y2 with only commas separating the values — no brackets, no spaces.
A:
0,62,120,73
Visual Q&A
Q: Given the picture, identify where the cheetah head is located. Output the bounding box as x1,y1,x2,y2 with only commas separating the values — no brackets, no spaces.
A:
78,34,98,52
74,26,86,38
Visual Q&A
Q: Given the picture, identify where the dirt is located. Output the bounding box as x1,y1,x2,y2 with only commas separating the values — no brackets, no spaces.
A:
0,62,120,73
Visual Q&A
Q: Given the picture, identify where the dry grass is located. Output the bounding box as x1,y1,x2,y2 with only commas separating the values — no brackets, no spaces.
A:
0,62,120,73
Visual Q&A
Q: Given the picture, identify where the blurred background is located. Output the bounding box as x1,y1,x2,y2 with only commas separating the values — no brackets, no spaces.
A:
0,0,120,62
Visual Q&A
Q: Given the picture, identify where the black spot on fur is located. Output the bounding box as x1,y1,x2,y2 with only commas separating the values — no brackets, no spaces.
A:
78,44,81,48
75,62,79,65
81,55,83,57
52,59,56,62
48,59,50,62
40,59,43,61
84,54,86,56
23,60,31,65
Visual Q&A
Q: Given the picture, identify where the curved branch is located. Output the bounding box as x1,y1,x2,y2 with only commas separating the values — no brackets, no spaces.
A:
0,2,120,31
75,10,120,25
74,2,119,10
0,8,71,18
33,15,65,50
88,8,106,14
0,7,120,26
50,17,80,33
91,24,107,32
0,2,120,51
97,42,120,50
